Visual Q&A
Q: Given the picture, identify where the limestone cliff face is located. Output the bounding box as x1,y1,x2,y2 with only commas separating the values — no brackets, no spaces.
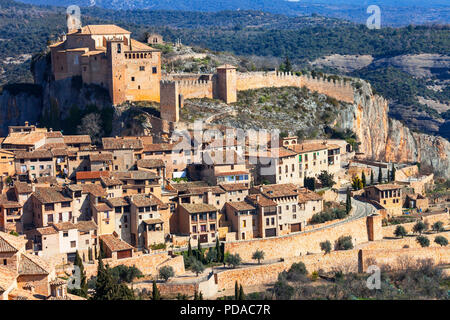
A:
339,81,450,178
0,88,43,135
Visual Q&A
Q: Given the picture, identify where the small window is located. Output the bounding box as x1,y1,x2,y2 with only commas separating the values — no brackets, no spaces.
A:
131,77,135,81
152,67,157,74
70,241,76,248
63,232,68,237
3,259,6,266
139,66,145,71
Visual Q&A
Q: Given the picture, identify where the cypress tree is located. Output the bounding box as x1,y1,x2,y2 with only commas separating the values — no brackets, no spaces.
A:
346,188,352,215
234,281,239,300
387,169,390,182
194,289,198,300
71,250,88,298
361,172,366,187
93,256,114,300
88,247,93,262
238,285,245,300
197,241,203,263
378,166,382,183
152,280,160,300
199,291,203,300
188,239,193,257
370,170,374,185
215,238,221,262
391,164,396,182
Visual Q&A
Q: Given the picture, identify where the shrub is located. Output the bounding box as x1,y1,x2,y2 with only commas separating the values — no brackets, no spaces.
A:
311,271,319,281
190,259,205,276
394,225,407,238
335,236,354,250
159,266,175,282
434,236,448,247
413,221,426,234
416,235,430,247
286,262,308,281
150,243,167,250
273,280,294,300
110,265,143,283
432,221,444,233
320,240,332,254
252,250,265,264
226,254,242,269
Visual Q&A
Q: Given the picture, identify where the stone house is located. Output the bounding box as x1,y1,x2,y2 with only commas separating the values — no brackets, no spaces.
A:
178,203,219,244
364,184,403,217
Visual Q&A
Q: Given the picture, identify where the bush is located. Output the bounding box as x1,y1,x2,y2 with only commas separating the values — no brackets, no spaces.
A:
273,280,294,300
150,243,167,250
252,250,265,264
335,236,354,250
226,254,242,268
320,240,332,254
285,262,308,281
159,266,175,282
413,221,426,234
416,235,430,247
190,259,205,276
432,221,444,233
434,236,448,247
394,225,407,238
110,265,143,283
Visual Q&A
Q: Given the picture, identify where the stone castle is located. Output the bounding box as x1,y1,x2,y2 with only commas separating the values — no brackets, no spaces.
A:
50,24,355,123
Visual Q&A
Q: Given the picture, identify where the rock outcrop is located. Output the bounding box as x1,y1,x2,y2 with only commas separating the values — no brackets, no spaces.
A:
341,81,450,178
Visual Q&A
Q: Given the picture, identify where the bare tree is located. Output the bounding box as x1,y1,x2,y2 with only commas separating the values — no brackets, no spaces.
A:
77,113,103,144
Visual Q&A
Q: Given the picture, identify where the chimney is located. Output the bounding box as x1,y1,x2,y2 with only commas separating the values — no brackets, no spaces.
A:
259,186,263,192
49,128,53,132
256,195,260,202
25,121,29,126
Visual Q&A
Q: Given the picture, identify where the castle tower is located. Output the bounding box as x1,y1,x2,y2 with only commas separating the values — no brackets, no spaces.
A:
107,40,126,105
160,81,181,122
366,213,383,241
216,65,237,104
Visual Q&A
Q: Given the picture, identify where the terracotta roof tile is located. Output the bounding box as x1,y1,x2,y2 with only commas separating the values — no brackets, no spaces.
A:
18,253,50,275
226,201,256,212
137,159,165,169
76,171,110,180
33,187,72,204
100,234,133,252
63,135,91,144
102,137,143,150
180,203,218,214
219,183,249,192
75,220,97,232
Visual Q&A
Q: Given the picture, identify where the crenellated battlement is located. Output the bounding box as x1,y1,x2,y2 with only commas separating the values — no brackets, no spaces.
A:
160,66,355,123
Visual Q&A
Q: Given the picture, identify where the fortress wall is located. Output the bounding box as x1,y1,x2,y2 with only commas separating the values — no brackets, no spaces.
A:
360,247,450,272
382,212,449,238
84,252,185,278
178,80,213,100
224,215,374,262
301,75,354,104
236,71,302,91
236,72,355,104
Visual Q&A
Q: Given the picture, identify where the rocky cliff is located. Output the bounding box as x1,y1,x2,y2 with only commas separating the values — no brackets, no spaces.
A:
341,81,450,178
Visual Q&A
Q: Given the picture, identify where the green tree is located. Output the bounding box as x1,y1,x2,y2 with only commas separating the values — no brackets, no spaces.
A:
432,221,444,233
304,176,316,191
191,259,205,276
69,250,88,298
370,170,374,185
413,221,426,234
93,256,115,300
197,241,204,263
391,164,396,181
88,247,93,262
394,225,407,238
351,176,363,190
318,171,335,188
194,289,199,300
152,280,160,300
215,238,222,262
335,236,354,250
387,170,391,182
188,239,193,257
226,254,242,269
416,235,430,247
378,166,382,183
159,266,175,282
238,284,245,300
434,236,448,247
320,240,332,254
252,250,265,264
346,188,352,215
234,281,239,300
361,172,367,187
